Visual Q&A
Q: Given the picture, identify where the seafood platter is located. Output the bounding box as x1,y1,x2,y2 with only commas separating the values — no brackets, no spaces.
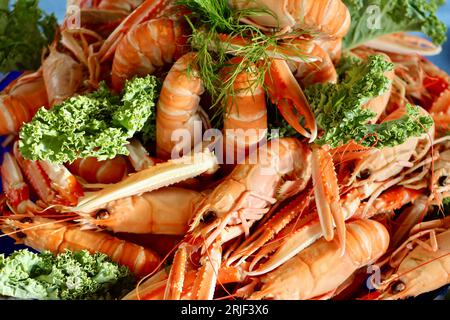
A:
0,0,449,300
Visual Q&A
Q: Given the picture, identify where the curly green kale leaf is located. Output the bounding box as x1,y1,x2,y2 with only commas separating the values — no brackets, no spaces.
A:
305,55,433,148
19,75,158,164
113,75,159,134
0,250,134,300
343,0,447,49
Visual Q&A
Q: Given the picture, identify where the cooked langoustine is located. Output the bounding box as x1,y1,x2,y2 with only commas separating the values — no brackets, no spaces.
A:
227,184,420,276
246,219,390,300
381,52,450,134
348,106,435,186
430,90,450,133
316,38,343,64
111,17,189,91
0,70,49,135
365,32,443,57
265,58,317,141
97,0,173,61
221,57,268,161
67,0,129,34
123,264,247,300
375,216,450,300
389,195,430,252
310,144,345,248
190,138,312,243
59,27,106,87
2,217,160,278
432,149,450,201
66,139,159,184
67,156,130,184
1,152,41,214
287,39,338,86
65,150,218,214
227,107,434,274
162,138,312,300
230,0,351,39
1,37,93,134
42,46,84,106
156,52,207,160
77,187,203,235
421,59,450,133
1,142,84,213
191,33,320,143
77,0,144,12
386,143,450,247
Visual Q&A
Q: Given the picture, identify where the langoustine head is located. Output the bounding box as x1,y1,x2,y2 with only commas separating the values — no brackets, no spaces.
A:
229,0,351,39
188,138,312,246
376,221,450,300
77,187,204,235
349,106,435,185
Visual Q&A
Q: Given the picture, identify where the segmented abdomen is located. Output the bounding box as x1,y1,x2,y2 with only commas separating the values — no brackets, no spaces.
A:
230,0,351,39
250,220,389,300
221,57,268,159
0,71,48,135
59,227,160,277
156,52,204,159
67,156,129,184
288,40,337,86
291,0,351,39
112,17,189,91
16,218,161,278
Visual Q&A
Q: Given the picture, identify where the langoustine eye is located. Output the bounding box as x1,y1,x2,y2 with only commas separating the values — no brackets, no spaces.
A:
96,209,110,220
20,217,33,224
16,231,27,239
201,210,217,224
391,280,406,294
438,175,448,187
358,169,372,180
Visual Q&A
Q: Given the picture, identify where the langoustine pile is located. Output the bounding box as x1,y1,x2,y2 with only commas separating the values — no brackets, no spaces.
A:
0,0,449,301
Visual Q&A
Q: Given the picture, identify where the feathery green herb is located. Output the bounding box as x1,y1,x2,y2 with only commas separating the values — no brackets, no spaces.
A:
343,0,447,50
19,75,159,164
0,0,57,72
179,0,308,124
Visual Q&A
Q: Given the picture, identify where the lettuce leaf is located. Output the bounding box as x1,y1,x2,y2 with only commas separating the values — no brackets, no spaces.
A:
303,55,433,148
343,0,447,49
19,75,158,164
0,0,57,72
0,250,134,300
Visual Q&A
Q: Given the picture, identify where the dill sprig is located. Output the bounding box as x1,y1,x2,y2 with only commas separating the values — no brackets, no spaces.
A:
179,0,273,33
179,0,309,124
